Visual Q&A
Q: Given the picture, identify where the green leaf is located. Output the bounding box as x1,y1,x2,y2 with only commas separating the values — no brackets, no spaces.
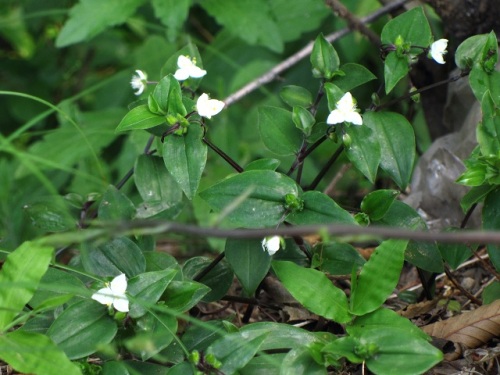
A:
258,106,303,156
151,0,191,42
460,184,495,212
480,31,498,73
116,105,165,133
334,63,377,92
98,185,136,221
182,257,234,302
245,158,281,171
135,155,182,203
344,124,381,183
150,75,186,116
378,201,443,273
310,33,340,79
0,331,81,375
23,197,75,232
280,85,313,108
281,347,327,375
324,83,344,111
163,124,207,200
482,281,500,304
286,191,357,226
364,111,415,189
126,311,178,360
272,261,351,323
482,188,500,272
225,239,271,295
199,170,299,228
292,106,316,136
0,241,53,331
200,0,283,52
360,189,399,221
469,67,500,104
128,269,178,318
383,47,410,94
0,7,35,59
81,237,146,278
240,322,319,351
350,239,408,316
56,0,145,47
478,91,500,156
312,242,365,275
163,280,210,312
207,331,269,375
455,34,489,69
47,300,117,360
438,234,473,270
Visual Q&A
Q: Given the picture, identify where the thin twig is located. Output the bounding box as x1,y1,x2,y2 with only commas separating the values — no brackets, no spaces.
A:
325,0,382,46
443,264,482,305
223,0,413,107
306,144,344,190
203,136,244,173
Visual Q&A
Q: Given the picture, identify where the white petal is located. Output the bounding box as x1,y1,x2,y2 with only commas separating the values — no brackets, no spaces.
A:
112,296,129,313
187,65,207,78
177,55,192,69
262,236,281,255
135,69,147,80
92,287,114,306
327,109,345,125
174,68,190,81
430,39,448,64
337,92,355,112
197,93,225,119
345,111,363,125
110,274,127,295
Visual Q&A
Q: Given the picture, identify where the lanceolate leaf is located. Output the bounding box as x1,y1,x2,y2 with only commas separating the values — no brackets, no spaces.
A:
364,111,415,190
163,124,207,200
199,170,299,228
0,242,53,331
115,104,165,133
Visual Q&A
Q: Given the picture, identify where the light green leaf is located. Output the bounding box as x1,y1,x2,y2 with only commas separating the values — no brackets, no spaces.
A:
344,124,381,183
273,261,351,323
240,322,319,351
281,347,327,375
150,74,186,116
455,34,489,70
364,111,415,189
0,241,53,331
280,85,313,108
116,105,165,133
225,238,271,295
258,106,303,156
152,0,191,42
47,300,117,360
0,331,81,375
350,239,408,316
310,33,340,79
199,170,299,228
360,189,399,221
56,0,145,47
163,124,207,200
312,242,365,276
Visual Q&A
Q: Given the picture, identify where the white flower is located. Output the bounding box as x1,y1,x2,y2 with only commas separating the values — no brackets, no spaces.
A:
326,92,363,126
130,70,148,95
173,55,207,81
262,236,282,256
196,93,225,119
429,39,448,64
91,274,129,313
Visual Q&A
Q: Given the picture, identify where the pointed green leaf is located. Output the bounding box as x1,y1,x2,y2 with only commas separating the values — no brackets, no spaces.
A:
364,111,415,189
98,185,136,220
310,33,340,79
280,85,313,108
199,170,299,228
0,241,53,331
258,106,303,156
163,124,207,200
344,124,381,183
273,260,351,323
360,189,399,221
0,331,81,375
183,257,234,302
334,63,377,92
350,239,408,316
150,74,186,116
225,238,271,295
281,347,327,375
116,105,165,133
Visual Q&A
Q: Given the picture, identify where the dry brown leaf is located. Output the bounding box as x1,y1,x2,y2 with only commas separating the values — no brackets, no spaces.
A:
422,299,500,348
398,298,439,319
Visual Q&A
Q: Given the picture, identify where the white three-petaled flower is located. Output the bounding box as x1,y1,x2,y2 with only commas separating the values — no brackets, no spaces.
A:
174,55,207,81
196,93,225,119
326,92,363,126
429,39,448,65
91,274,129,313
130,70,148,95
262,236,282,256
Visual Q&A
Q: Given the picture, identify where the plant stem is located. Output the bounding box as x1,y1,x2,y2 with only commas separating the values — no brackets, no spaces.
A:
203,136,244,173
306,144,345,190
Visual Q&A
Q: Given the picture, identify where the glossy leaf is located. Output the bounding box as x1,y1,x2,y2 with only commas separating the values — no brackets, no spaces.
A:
258,106,303,156
135,155,182,203
163,124,207,200
312,242,365,275
460,184,495,213
116,104,165,132
344,124,381,183
469,66,500,104
280,85,313,108
286,191,356,226
240,322,319,351
98,185,136,220
310,33,340,79
281,347,326,375
437,230,473,270
0,331,81,375
334,63,377,92
163,280,210,312
245,158,281,171
478,91,500,156
364,111,415,189
47,300,117,359
455,34,489,69
272,260,351,323
292,106,315,136
207,331,269,375
225,238,271,295
183,256,234,302
80,237,146,278
0,241,53,331
150,74,186,116
350,239,408,316
360,189,399,221
127,269,177,318
199,170,299,228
